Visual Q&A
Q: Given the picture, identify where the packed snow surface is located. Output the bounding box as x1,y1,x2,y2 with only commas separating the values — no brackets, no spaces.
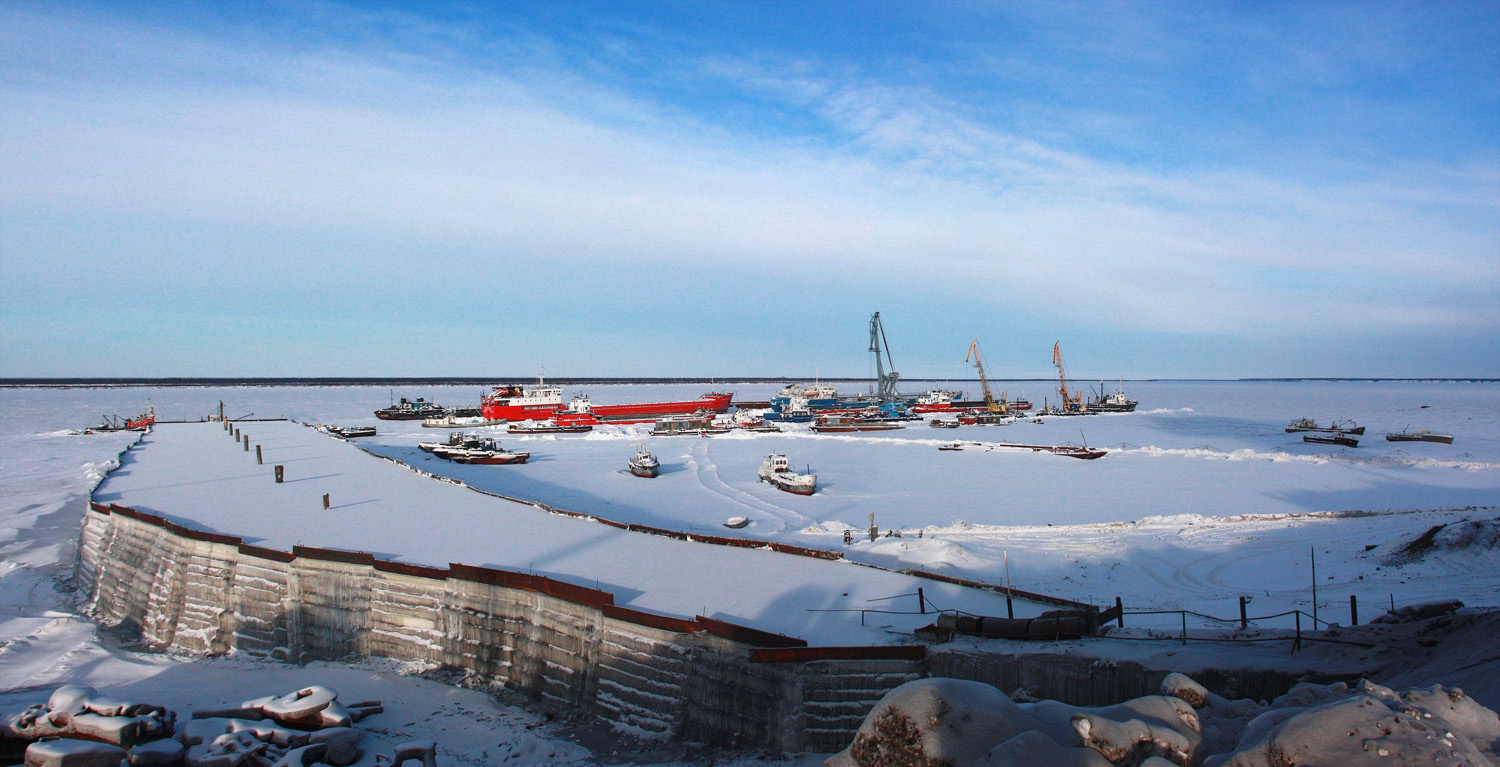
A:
2,380,1497,764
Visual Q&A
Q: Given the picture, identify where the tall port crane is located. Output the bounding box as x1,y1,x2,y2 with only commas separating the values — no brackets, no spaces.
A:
966,340,1009,414
1052,340,1084,413
869,312,901,404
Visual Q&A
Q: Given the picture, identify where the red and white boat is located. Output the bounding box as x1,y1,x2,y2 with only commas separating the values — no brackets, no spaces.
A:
910,389,962,413
480,375,732,425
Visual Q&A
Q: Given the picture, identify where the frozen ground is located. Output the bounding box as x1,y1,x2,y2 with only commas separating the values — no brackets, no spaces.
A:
1,380,1497,762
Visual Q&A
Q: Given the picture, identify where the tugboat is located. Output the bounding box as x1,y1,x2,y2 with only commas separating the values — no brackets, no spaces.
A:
1286,419,1365,435
758,454,817,496
628,445,660,477
508,419,593,434
448,437,530,465
429,433,486,459
1087,383,1138,413
1384,428,1453,445
910,389,964,413
650,413,732,436
375,396,446,421
1303,433,1359,448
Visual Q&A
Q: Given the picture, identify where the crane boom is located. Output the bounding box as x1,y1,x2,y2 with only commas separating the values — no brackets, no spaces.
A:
967,340,1008,414
1052,340,1082,412
869,312,901,403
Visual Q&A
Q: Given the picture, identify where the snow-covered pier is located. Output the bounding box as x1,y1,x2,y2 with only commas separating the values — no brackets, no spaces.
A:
78,420,1072,750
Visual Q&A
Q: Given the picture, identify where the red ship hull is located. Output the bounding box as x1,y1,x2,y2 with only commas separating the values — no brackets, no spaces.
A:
482,392,733,425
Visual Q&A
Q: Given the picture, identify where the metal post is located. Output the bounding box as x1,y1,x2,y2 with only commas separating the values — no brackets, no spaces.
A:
1350,595,1358,626
1115,596,1124,627
1239,596,1248,629
274,465,284,483
1310,547,1318,627
917,588,926,614
256,445,262,464
1180,611,1187,645
1293,611,1301,653
323,493,330,510
1004,549,1014,619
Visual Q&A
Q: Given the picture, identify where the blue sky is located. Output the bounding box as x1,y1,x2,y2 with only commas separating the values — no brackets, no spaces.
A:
2,1,1497,378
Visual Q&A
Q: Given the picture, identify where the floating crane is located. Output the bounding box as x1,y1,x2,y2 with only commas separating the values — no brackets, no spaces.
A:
869,312,901,404
1052,341,1085,413
966,340,1009,414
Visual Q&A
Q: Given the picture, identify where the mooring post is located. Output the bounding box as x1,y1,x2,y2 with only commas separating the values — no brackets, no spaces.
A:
1239,596,1248,629
1115,596,1124,627
1180,611,1187,646
917,587,926,614
1350,594,1358,625
274,465,284,483
323,493,330,510
256,444,262,464
243,434,249,451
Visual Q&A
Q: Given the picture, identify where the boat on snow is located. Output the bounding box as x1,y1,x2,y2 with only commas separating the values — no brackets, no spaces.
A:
480,374,732,425
758,454,816,496
956,409,1012,426
326,425,376,438
809,413,904,433
1303,433,1359,448
628,445,660,478
422,413,504,429
375,397,446,421
508,419,593,434
929,419,961,429
1384,429,1453,445
1286,418,1365,435
447,437,530,464
731,413,783,432
650,413,733,436
910,389,964,413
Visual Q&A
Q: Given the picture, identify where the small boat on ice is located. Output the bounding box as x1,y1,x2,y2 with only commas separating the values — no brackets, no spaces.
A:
422,414,504,429
1304,433,1359,448
508,419,593,434
448,437,530,464
326,425,376,438
628,445,660,478
809,413,904,433
758,454,816,496
1385,429,1453,445
650,413,732,436
1286,418,1365,435
938,443,964,451
929,419,961,429
724,516,750,529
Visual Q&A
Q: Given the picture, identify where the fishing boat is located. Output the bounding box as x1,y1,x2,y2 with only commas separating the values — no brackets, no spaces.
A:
419,431,467,453
1286,419,1365,435
375,397,446,421
508,419,593,434
758,454,817,496
650,413,733,436
125,405,155,431
326,425,376,438
448,437,530,465
809,413,905,433
481,374,733,424
628,446,660,478
1385,429,1454,445
1088,384,1138,413
1303,433,1359,448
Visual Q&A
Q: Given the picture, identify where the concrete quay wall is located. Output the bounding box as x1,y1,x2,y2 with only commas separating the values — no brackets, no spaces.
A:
75,501,927,752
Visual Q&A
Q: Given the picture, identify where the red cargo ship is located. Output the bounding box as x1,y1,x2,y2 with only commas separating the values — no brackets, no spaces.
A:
480,376,733,425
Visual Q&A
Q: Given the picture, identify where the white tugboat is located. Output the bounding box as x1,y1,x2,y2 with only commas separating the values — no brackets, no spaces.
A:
757,454,817,496
628,445,660,478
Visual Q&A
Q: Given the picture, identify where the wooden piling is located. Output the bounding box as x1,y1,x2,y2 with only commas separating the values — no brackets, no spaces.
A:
1350,594,1358,625
1239,596,1248,629
1115,596,1124,627
323,493,330,510
274,465,284,483
243,434,249,451
256,444,262,464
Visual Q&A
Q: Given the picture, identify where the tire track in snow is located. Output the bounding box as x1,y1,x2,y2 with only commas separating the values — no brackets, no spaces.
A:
686,440,812,532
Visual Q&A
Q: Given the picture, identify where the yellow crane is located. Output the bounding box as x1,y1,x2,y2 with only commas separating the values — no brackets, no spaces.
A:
1052,341,1084,413
967,340,1009,414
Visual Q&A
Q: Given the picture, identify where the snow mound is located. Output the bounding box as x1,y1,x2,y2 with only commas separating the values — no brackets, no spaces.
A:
1382,515,1500,565
825,675,1500,767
